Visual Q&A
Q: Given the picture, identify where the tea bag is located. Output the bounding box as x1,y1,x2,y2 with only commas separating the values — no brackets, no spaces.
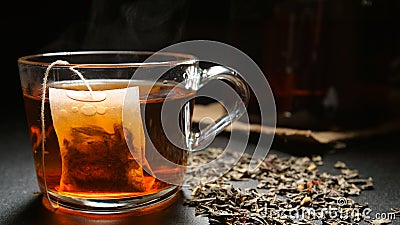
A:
49,86,147,193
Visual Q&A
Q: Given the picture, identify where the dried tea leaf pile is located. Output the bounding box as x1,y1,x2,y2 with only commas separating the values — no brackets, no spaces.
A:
185,148,395,225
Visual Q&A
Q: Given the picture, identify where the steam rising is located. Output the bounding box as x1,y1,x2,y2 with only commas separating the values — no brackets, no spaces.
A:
44,0,189,51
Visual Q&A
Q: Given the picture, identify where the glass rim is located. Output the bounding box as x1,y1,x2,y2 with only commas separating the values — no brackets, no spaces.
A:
17,50,197,68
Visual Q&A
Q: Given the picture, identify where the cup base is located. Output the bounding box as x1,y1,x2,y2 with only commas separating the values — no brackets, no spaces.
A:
42,185,181,215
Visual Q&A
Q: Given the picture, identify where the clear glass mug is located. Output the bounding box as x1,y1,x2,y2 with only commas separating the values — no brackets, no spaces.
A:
17,51,249,214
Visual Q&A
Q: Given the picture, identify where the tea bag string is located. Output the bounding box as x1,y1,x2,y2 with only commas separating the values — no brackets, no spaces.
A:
41,60,93,209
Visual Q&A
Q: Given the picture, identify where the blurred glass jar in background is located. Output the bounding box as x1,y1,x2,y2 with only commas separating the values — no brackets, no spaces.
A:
260,0,400,131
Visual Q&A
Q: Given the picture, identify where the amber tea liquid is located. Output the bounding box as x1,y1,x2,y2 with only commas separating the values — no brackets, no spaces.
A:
23,79,194,199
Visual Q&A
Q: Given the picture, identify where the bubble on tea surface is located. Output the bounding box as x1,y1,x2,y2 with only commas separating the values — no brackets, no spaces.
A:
49,86,148,193
80,105,96,116
96,106,108,115
59,109,68,117
71,106,79,113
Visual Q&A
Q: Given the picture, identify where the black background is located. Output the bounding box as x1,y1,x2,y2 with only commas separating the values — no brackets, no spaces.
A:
1,1,400,224
4,0,400,130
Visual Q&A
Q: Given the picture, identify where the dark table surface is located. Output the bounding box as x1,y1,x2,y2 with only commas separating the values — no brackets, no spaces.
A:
1,119,399,225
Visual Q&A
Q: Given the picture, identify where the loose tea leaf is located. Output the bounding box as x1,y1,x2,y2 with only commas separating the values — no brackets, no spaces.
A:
390,208,400,215
184,148,393,225
334,161,347,169
366,218,392,225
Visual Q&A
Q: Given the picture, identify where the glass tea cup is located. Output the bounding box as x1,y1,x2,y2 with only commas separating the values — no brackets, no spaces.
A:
17,51,249,214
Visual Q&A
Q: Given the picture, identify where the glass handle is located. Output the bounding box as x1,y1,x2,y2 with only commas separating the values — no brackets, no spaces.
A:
189,65,250,151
